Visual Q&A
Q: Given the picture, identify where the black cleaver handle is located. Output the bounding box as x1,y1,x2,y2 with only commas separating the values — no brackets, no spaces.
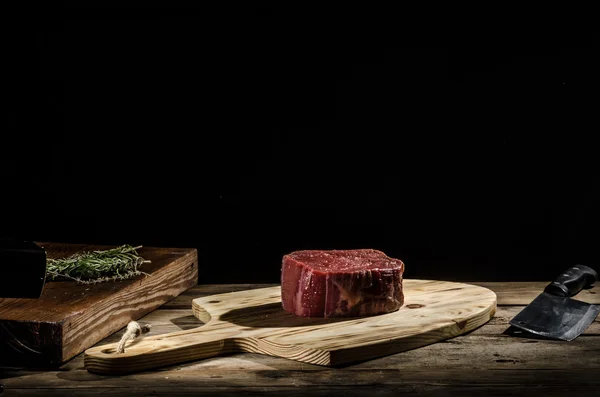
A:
544,265,598,297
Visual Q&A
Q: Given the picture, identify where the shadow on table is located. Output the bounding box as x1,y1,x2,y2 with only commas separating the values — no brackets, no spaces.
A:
171,315,205,330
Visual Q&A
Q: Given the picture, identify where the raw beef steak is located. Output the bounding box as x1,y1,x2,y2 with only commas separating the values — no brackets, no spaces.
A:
281,249,404,318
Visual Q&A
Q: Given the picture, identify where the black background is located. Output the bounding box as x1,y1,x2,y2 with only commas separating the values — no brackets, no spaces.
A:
4,5,599,284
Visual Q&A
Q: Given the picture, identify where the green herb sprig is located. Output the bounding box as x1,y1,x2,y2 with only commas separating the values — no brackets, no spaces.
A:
46,245,151,285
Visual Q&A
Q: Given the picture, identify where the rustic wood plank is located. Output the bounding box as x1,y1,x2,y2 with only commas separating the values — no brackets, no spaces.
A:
84,280,496,374
469,305,600,336
472,281,600,304
4,385,600,397
356,333,600,369
4,365,600,396
161,284,277,309
161,281,600,309
7,346,600,380
0,243,198,367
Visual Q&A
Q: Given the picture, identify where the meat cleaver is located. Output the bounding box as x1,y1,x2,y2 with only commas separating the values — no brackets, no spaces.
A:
509,265,599,341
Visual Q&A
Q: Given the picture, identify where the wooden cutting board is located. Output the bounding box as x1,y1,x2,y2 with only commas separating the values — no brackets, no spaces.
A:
0,242,198,367
84,279,497,375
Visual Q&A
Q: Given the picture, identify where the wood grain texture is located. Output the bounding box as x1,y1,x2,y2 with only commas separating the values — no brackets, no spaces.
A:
0,243,198,367
159,281,600,310
3,282,600,397
90,306,600,342
84,279,497,374
472,281,600,305
3,371,600,397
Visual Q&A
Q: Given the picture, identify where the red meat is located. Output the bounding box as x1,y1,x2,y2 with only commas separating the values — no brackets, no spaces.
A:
281,249,405,318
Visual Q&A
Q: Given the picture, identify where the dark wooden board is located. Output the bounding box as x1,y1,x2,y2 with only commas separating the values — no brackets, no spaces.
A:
0,242,198,368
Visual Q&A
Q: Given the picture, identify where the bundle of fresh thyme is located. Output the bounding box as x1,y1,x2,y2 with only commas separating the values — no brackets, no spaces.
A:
46,245,151,284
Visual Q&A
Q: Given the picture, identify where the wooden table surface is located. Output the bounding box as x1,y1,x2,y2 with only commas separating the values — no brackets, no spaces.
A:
2,282,599,396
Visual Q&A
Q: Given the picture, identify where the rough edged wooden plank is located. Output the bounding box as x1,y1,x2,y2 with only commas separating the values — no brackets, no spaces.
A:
161,284,277,309
165,281,600,309
3,386,600,397
0,243,198,368
471,281,600,305
4,367,600,397
469,305,600,336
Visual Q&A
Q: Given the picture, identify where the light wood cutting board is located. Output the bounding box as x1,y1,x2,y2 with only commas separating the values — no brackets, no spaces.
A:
84,279,497,375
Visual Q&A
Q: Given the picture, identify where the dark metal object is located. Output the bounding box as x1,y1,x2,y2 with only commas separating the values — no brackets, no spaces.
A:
0,239,47,299
509,265,599,341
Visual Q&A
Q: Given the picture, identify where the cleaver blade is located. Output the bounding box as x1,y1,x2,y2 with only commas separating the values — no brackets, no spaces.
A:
509,265,599,341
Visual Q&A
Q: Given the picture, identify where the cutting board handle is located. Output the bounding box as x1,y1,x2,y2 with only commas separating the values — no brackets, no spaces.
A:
84,326,238,375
